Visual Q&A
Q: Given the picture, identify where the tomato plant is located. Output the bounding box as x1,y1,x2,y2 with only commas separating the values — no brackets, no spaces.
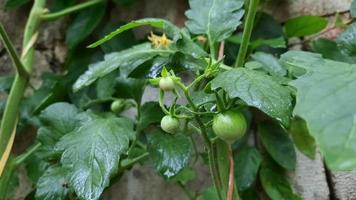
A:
1,0,356,199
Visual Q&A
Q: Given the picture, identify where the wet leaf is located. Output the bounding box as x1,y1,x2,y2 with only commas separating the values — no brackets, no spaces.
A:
281,51,356,170
211,68,292,126
258,121,296,170
73,43,175,92
148,131,192,178
35,166,70,200
185,0,244,43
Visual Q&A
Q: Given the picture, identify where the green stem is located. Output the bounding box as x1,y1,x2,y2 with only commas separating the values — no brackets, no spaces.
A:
159,90,170,115
0,24,28,78
234,0,259,68
118,152,149,174
14,143,41,165
0,0,46,164
41,0,103,21
175,82,224,200
214,92,225,112
0,159,15,199
208,36,217,59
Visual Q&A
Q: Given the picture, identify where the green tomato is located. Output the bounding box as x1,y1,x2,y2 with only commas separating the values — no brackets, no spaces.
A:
159,77,175,91
110,99,125,113
160,115,180,134
212,110,247,144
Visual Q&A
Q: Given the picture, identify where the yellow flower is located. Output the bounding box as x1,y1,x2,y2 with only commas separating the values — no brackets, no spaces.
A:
148,32,172,48
197,35,207,43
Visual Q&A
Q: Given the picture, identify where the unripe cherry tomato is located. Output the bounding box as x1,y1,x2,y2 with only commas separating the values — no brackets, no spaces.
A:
160,115,180,134
212,110,247,144
159,77,175,91
111,99,125,113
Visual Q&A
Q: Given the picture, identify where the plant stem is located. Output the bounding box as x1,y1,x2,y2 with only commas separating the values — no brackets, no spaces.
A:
0,24,28,78
14,143,41,165
159,90,170,115
175,81,224,200
234,0,259,68
227,146,234,200
0,158,15,199
41,0,103,21
118,152,149,174
0,0,46,173
208,36,217,59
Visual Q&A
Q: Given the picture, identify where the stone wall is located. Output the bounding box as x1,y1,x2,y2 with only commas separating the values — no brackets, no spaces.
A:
1,0,355,199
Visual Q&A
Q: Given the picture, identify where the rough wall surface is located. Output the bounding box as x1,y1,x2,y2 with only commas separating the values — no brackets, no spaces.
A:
289,151,330,200
0,0,355,199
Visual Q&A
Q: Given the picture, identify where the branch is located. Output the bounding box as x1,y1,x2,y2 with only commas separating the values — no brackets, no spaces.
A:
234,0,259,68
0,0,46,175
41,0,104,21
0,24,28,78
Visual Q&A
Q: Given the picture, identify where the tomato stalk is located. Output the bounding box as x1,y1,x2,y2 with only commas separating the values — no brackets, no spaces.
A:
234,0,259,68
227,146,235,200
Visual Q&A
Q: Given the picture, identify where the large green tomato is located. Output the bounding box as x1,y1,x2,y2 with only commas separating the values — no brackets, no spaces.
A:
160,115,180,134
212,111,247,144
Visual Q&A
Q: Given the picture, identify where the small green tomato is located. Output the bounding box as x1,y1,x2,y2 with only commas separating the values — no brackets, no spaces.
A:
110,99,125,113
160,115,180,134
212,110,247,144
159,77,175,91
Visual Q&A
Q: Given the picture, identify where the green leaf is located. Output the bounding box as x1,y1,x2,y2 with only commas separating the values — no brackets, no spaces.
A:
148,131,192,178
137,102,165,131
234,147,262,191
281,50,356,170
351,0,356,18
336,23,356,58
99,22,137,53
56,115,134,200
312,38,354,63
96,72,117,99
25,153,50,183
89,18,180,48
250,52,287,76
260,158,301,200
211,68,292,126
285,16,327,38
290,117,316,159
258,121,296,170
73,43,175,92
65,2,106,48
35,166,70,200
185,0,244,43
4,0,30,9
37,103,80,157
